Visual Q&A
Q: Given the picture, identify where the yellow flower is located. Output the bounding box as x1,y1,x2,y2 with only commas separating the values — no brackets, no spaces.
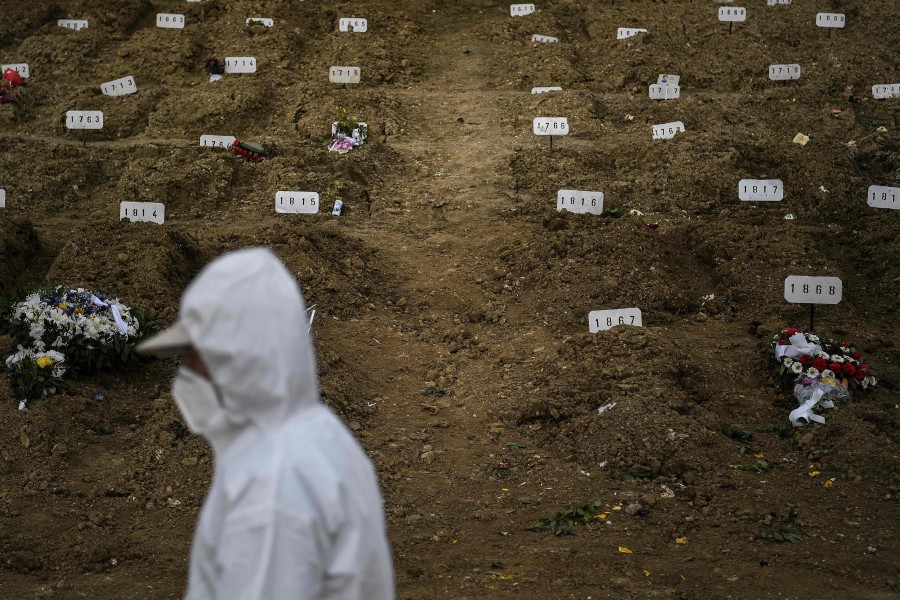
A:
36,356,54,369
58,303,67,309
75,307,84,314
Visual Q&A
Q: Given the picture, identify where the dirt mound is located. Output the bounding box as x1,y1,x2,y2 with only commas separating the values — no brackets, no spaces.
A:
515,326,728,476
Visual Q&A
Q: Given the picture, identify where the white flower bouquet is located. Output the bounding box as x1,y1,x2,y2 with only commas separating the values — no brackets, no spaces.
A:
5,287,150,406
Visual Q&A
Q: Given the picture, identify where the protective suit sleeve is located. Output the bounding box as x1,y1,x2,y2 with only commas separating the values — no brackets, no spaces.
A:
212,506,325,600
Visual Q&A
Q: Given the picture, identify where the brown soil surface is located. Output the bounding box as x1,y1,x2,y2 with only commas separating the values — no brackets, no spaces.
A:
1,1,898,598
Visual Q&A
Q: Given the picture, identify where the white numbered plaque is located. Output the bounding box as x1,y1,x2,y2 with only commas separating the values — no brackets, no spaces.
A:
1,64,29,78
66,110,103,130
510,4,535,17
200,135,236,148
58,20,88,30
339,18,368,32
617,28,647,39
739,179,783,201
768,64,801,81
276,192,319,214
246,18,274,27
156,14,185,29
816,13,845,28
120,202,164,224
533,117,569,135
652,121,685,140
557,190,603,215
531,34,558,43
329,66,360,84
657,74,679,85
101,76,137,97
718,7,747,22
0,189,5,209
872,84,900,99
867,185,899,210
784,276,842,305
589,308,643,333
225,57,257,74
648,84,680,100
768,0,792,4
531,86,562,94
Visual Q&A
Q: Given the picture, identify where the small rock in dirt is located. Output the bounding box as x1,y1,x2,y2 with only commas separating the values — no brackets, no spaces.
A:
181,457,199,467
640,493,658,507
420,451,435,464
405,514,422,524
625,502,645,516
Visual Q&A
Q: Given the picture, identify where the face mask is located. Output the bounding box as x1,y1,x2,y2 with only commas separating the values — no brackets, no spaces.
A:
172,366,228,436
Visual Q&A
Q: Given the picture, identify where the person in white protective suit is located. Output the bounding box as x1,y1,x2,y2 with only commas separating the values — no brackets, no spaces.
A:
137,247,395,600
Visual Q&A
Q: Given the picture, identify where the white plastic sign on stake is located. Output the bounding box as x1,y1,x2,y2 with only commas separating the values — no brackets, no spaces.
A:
339,18,368,32
739,179,783,201
872,84,900,99
156,14,185,29
200,135,236,148
329,66,360,84
246,18,274,27
768,64,801,81
510,4,535,17
66,110,103,130
867,185,899,210
784,276,842,305
657,74,679,85
58,20,88,30
816,13,845,28
533,117,568,135
0,189,5,209
120,202,165,224
531,86,562,94
1,64,29,78
276,192,319,214
531,34,558,43
589,308,643,333
718,7,747,22
652,121,685,140
101,76,137,97
648,84,680,100
557,190,603,215
768,0,792,4
617,28,647,39
225,57,257,74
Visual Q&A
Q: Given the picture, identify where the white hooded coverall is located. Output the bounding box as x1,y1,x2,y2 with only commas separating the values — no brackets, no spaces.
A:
174,248,394,600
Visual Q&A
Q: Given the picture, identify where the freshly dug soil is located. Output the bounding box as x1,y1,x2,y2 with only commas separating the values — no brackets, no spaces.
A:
0,1,897,599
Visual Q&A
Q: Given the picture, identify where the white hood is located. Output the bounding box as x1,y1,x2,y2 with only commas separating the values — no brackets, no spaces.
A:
179,247,319,429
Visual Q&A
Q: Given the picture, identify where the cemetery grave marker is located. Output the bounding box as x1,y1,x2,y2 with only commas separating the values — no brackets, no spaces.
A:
652,121,685,140
225,57,257,74
533,117,568,150
557,190,604,215
58,20,88,31
867,185,899,210
784,275,842,331
156,14,185,29
739,179,783,202
101,76,137,97
120,202,165,224
589,308,643,333
276,192,320,214
330,66,361,84
339,18,368,32
1,64,29,79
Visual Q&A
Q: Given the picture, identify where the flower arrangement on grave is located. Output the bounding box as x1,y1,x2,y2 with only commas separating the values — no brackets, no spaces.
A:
0,68,24,104
4,287,149,408
328,107,368,154
770,328,876,426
